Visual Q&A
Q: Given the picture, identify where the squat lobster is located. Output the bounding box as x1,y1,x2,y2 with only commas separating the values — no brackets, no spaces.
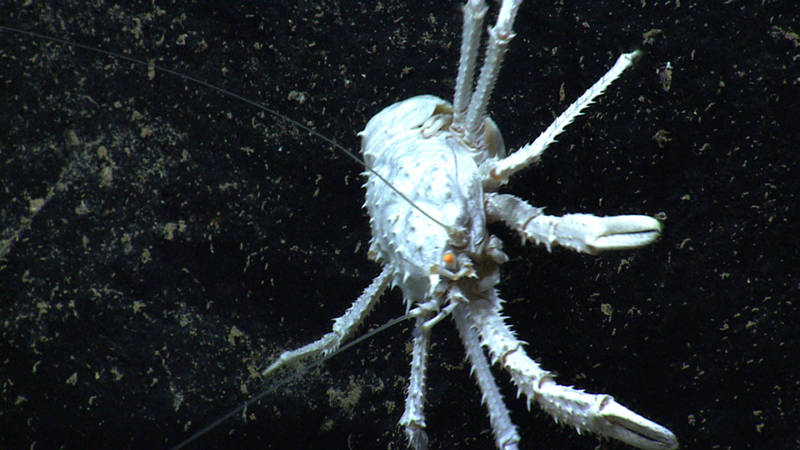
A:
265,1,677,448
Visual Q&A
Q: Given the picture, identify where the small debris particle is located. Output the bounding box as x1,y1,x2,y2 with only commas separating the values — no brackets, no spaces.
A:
162,221,186,240
770,25,800,47
658,61,673,92
75,200,90,215
327,378,363,419
66,129,80,147
141,248,152,264
600,303,614,321
652,129,671,148
287,90,308,104
642,28,663,46
66,372,78,386
29,198,45,213
121,232,133,255
178,314,191,327
218,182,238,191
36,301,49,318
99,165,113,188
172,390,184,412
228,326,244,345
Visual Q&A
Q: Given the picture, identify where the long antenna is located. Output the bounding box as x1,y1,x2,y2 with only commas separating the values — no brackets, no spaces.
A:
0,25,453,234
171,312,412,449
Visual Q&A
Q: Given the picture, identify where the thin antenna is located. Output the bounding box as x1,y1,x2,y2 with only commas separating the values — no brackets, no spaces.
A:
0,25,453,235
172,312,412,449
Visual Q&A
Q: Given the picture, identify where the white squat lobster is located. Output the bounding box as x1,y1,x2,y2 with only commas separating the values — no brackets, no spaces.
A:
264,1,678,448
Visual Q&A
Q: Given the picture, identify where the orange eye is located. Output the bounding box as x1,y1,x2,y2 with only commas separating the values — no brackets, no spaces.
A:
442,252,456,266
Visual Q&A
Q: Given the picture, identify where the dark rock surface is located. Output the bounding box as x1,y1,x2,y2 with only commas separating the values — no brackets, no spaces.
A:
1,1,797,448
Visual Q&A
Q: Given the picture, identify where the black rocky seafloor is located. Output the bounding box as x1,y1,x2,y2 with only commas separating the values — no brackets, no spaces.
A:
1,1,797,448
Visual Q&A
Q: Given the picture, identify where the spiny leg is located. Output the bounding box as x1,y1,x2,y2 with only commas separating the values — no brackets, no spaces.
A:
398,293,464,449
399,312,433,450
464,0,523,147
451,0,488,132
484,51,642,187
452,301,520,450
486,193,662,254
467,291,678,450
262,266,391,376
